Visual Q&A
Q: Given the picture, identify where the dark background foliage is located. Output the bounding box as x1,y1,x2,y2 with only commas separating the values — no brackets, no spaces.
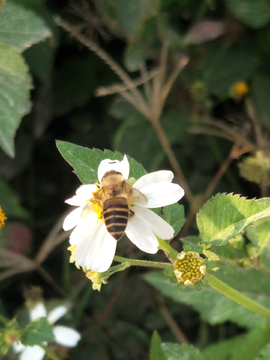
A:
2,0,270,359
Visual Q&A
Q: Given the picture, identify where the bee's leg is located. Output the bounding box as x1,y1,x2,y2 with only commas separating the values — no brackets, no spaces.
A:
128,209,135,218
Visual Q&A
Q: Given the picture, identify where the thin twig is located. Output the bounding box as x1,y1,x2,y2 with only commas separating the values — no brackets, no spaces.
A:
36,265,64,296
35,211,70,264
156,294,189,344
246,98,268,150
151,41,168,120
95,68,159,97
161,55,189,103
205,143,250,198
151,119,193,202
140,63,153,100
190,118,256,152
55,17,150,117
97,270,128,326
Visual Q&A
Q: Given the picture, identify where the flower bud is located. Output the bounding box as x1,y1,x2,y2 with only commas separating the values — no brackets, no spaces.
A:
173,251,206,286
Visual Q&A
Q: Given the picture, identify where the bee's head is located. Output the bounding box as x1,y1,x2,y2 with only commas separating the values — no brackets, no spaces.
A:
101,170,125,191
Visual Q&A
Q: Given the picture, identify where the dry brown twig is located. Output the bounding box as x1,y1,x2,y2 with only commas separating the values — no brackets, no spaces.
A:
56,17,193,201
156,294,189,344
0,211,71,294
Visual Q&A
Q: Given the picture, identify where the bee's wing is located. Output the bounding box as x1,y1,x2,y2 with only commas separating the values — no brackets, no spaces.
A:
81,202,92,218
132,187,148,206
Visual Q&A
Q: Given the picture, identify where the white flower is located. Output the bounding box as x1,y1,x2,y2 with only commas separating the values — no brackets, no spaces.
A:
63,155,185,272
13,303,81,360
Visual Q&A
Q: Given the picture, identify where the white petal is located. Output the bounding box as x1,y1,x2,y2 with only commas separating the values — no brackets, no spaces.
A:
53,326,81,347
65,185,97,206
18,346,45,360
133,206,174,239
133,170,174,189
63,207,83,231
75,221,117,272
30,303,47,320
47,306,68,324
13,341,25,353
65,195,85,206
76,184,98,196
135,183,184,208
69,211,98,246
126,212,159,254
98,155,129,182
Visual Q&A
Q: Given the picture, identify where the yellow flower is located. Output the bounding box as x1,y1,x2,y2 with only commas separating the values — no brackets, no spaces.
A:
231,81,249,99
86,270,107,291
0,206,7,229
173,251,206,286
68,245,80,269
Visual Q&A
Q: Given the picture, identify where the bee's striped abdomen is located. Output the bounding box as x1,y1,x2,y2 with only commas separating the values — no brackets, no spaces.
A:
103,197,129,240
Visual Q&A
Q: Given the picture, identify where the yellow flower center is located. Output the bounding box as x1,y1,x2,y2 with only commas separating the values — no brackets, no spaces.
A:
0,206,7,229
173,251,206,286
89,184,104,222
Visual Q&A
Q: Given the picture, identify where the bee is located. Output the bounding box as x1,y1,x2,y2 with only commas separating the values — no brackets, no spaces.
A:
82,170,148,240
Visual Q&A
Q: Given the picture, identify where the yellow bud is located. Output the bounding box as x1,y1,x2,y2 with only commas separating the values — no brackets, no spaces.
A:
5,330,20,344
230,81,249,99
173,251,206,286
0,206,7,229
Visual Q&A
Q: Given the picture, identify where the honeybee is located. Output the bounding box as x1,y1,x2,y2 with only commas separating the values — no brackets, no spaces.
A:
82,170,148,240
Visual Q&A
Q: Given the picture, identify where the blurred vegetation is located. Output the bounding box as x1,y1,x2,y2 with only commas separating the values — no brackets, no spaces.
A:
2,0,270,359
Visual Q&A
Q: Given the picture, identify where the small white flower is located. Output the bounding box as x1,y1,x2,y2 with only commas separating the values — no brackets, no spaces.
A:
63,155,185,272
13,303,81,360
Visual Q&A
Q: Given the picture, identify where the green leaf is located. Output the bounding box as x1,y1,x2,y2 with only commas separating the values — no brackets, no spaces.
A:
255,343,270,360
245,218,270,272
21,318,55,346
0,177,30,218
145,265,270,329
0,44,32,157
203,334,244,360
56,141,146,184
224,0,270,28
124,43,147,71
0,0,51,51
196,193,270,246
154,203,185,237
245,217,270,251
150,331,167,360
162,343,205,360
201,47,260,98
230,324,270,360
115,0,160,36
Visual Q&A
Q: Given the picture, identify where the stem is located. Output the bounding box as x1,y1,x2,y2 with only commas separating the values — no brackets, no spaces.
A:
206,274,270,321
205,143,250,198
157,294,189,344
151,119,193,202
113,255,173,269
158,238,175,254
40,345,62,360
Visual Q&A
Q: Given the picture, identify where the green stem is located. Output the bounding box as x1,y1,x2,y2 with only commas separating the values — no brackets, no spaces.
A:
206,274,270,321
113,255,173,269
41,345,62,360
158,238,175,254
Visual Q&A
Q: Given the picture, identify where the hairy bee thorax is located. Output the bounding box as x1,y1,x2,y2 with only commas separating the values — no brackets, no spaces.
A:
86,170,145,241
